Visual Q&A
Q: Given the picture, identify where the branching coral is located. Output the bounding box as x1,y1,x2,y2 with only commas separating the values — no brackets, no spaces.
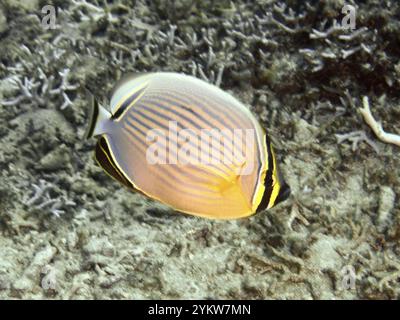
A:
1,67,78,110
24,179,76,217
0,0,399,300
335,130,380,153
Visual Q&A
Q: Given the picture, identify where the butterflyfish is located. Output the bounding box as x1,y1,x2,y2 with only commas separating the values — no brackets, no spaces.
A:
86,72,290,219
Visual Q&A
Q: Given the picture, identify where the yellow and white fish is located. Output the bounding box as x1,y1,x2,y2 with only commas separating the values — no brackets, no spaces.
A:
86,72,290,219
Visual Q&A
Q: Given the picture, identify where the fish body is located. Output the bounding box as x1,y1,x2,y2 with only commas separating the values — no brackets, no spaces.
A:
87,72,290,219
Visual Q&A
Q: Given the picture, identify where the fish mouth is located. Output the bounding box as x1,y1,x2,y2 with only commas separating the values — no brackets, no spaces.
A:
275,182,291,205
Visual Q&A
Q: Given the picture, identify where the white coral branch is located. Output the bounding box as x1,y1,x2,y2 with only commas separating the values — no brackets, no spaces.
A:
24,179,76,217
360,96,400,147
336,130,380,153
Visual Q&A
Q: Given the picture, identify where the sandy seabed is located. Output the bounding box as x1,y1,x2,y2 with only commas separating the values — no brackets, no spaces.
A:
0,0,399,299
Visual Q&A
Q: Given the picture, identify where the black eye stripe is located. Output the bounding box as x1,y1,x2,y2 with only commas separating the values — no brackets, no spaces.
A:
256,137,274,212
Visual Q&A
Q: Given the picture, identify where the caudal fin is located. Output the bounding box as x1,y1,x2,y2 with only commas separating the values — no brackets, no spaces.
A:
84,89,111,139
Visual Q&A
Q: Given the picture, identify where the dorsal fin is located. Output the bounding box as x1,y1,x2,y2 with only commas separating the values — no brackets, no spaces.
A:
110,72,146,98
109,73,151,116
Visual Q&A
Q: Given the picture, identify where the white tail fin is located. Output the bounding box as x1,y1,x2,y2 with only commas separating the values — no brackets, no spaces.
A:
85,91,112,139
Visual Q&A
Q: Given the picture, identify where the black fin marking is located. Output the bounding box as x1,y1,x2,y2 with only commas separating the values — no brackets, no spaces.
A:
85,89,100,139
112,85,147,120
95,136,132,189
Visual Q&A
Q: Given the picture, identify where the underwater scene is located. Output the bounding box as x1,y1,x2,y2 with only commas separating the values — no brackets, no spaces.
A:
0,0,399,300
